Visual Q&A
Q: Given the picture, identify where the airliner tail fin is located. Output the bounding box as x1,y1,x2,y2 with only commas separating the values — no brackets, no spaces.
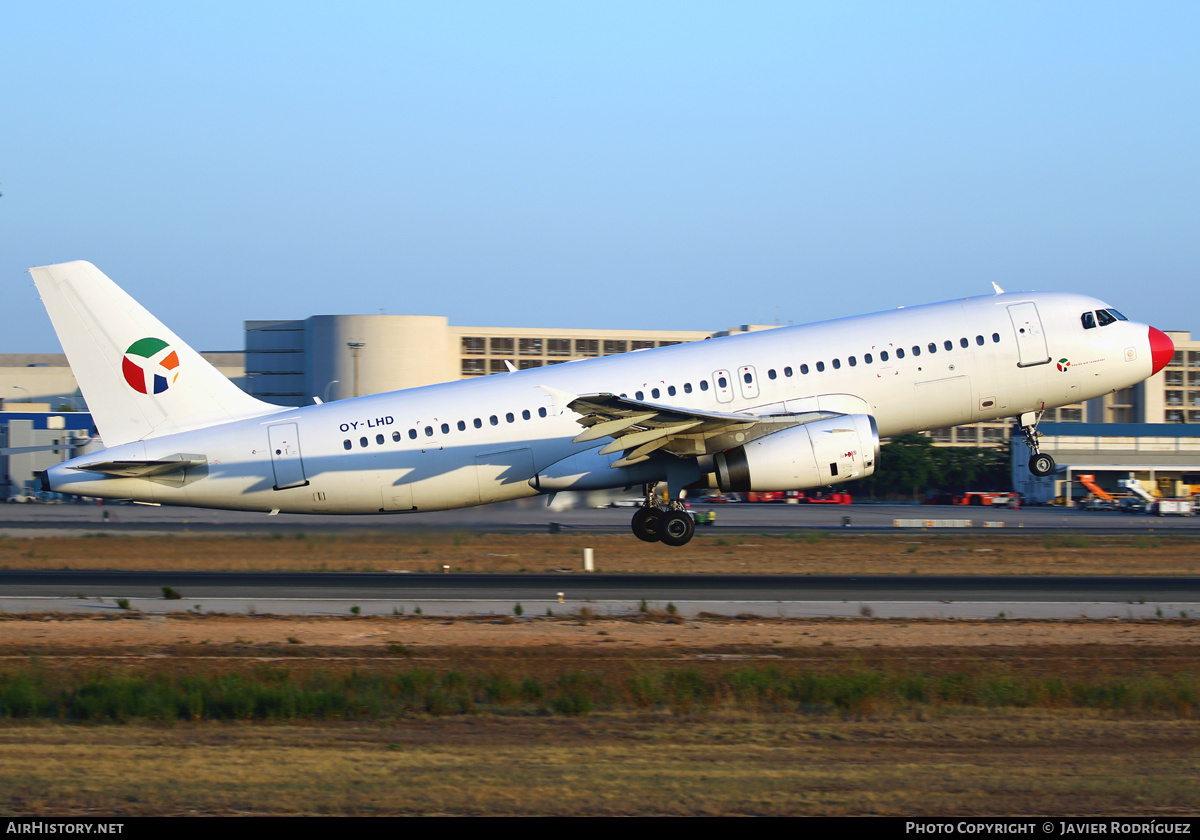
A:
30,261,276,445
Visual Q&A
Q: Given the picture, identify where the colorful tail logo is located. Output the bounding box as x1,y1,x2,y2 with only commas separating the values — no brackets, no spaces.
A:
122,337,180,394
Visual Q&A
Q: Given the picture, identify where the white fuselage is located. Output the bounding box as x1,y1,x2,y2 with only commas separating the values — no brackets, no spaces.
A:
46,291,1158,513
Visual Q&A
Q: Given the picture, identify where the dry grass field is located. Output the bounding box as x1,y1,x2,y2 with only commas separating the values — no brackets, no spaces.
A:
1,531,1199,815
2,713,1197,816
0,530,1197,575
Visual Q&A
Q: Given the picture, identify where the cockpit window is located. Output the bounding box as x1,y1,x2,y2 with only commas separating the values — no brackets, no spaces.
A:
1096,309,1117,327
1108,309,1127,321
1081,312,1097,329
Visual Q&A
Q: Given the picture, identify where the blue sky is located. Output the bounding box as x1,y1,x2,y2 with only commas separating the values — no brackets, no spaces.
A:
3,1,1197,352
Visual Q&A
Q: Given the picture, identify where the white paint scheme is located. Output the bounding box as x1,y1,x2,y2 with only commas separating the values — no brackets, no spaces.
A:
33,262,1166,532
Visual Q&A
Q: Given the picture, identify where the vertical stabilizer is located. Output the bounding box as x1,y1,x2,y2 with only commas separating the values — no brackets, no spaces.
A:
30,261,278,445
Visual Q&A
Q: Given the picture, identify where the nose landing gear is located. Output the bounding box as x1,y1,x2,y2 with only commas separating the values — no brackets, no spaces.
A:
1019,410,1056,477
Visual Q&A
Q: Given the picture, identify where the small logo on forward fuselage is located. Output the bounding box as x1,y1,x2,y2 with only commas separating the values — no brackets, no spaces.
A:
122,337,180,394
1057,358,1071,372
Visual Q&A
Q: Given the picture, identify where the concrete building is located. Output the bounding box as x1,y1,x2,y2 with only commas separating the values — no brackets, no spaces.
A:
0,410,96,500
244,315,776,406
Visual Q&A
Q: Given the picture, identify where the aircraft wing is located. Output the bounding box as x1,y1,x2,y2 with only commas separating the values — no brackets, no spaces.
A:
567,393,835,467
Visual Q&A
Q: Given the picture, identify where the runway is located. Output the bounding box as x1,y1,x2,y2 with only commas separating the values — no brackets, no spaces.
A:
4,569,1199,619
3,498,1199,536
3,502,1198,619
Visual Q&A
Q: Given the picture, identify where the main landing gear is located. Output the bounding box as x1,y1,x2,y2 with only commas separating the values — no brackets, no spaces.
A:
1019,410,1056,477
630,484,696,547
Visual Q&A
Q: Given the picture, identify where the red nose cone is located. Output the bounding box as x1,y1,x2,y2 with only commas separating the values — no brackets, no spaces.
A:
1149,327,1175,375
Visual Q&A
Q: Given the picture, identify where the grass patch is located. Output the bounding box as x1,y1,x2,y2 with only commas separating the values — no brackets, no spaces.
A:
1,664,1196,722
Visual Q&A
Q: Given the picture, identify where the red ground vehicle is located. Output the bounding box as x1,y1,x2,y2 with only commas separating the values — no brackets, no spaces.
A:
794,491,852,504
923,491,1015,506
745,491,852,504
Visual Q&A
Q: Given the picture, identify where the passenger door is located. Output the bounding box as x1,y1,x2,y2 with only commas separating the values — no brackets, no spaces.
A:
1008,303,1051,368
267,423,308,490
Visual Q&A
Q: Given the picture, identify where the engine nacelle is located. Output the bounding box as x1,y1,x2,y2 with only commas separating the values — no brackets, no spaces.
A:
714,414,879,492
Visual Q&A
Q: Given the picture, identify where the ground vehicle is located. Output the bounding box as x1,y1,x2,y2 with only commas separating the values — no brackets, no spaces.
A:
1153,499,1194,516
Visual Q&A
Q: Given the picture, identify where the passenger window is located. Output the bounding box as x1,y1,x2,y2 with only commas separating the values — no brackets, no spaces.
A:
700,381,709,391
457,421,466,431
652,388,660,398
976,335,984,345
636,391,644,400
832,359,841,369
668,385,676,396
343,439,351,450
441,423,450,434
376,434,384,445
880,351,889,362
848,356,857,366
425,426,433,436
768,369,776,380
816,361,825,372
490,415,498,426
684,382,693,393
1096,310,1116,327
784,366,792,377
359,437,368,448
743,372,753,383
992,333,1000,343
408,429,417,440
522,410,530,420
911,346,920,356
392,431,402,442
896,348,905,359
960,337,969,348
800,364,809,374
717,376,727,388
864,353,872,364
538,407,547,418
1081,312,1097,329
505,413,514,423
928,343,936,354
474,418,482,429
944,340,952,351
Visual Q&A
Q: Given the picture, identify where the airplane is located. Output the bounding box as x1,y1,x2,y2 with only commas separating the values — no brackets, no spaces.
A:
31,261,1174,547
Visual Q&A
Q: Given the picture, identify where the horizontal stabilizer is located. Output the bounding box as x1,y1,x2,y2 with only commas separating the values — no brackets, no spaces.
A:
74,457,206,478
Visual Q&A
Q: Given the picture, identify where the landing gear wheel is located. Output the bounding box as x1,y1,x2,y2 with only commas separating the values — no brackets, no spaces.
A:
631,508,663,543
658,510,696,547
1029,453,1055,477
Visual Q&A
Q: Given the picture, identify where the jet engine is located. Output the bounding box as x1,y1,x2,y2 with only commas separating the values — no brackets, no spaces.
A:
714,414,879,492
